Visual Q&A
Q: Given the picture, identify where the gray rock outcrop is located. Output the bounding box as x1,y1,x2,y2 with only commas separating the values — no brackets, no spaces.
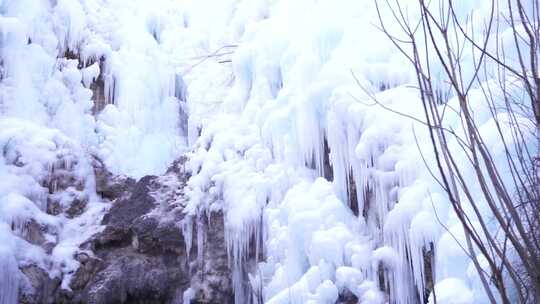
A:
20,158,235,304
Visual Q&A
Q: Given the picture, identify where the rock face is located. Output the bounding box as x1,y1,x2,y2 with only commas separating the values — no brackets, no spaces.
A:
21,158,235,304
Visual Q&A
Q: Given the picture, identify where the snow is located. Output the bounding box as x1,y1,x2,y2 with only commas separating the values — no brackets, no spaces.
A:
428,278,475,304
183,287,196,304
1,1,191,297
0,229,19,304
0,120,103,304
0,118,109,293
0,0,535,303
179,0,535,303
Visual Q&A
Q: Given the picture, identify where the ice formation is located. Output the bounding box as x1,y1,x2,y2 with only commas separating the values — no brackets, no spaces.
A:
0,0,536,303
181,1,536,303
0,0,186,302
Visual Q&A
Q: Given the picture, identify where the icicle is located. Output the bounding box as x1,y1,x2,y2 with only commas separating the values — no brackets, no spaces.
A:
174,74,186,102
196,213,205,268
232,266,245,304
223,212,264,304
103,74,115,105
182,216,193,259
0,246,18,304
248,271,263,304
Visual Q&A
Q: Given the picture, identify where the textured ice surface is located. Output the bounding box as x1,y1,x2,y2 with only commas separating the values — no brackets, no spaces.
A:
0,0,534,303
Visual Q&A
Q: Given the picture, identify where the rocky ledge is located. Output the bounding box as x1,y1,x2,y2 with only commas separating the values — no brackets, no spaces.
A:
21,158,234,304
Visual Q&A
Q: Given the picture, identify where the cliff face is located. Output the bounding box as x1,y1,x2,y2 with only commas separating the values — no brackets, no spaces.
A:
19,158,235,304
2,1,531,303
